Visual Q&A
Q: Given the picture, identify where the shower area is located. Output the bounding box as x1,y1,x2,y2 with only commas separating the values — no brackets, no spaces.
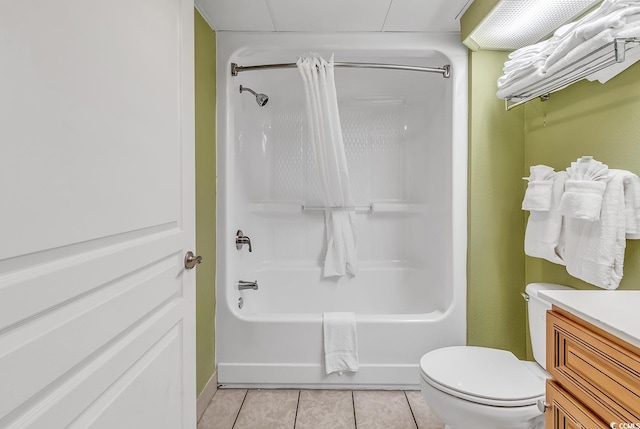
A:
216,33,467,387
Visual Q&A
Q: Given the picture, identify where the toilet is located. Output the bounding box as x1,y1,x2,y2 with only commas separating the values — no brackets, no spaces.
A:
419,283,572,429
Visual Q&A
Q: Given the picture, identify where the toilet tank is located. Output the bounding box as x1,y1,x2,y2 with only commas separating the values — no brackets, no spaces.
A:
526,283,573,369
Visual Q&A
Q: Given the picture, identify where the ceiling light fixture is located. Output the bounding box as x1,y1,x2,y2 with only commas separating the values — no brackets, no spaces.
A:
464,0,603,51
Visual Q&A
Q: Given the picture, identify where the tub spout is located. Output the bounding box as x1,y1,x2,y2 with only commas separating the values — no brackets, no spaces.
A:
238,280,258,291
236,230,252,252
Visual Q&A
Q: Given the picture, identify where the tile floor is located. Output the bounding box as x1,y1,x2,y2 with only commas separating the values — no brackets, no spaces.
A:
198,389,445,429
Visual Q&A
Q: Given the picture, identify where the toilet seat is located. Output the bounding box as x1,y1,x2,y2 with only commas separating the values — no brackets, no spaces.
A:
419,346,545,407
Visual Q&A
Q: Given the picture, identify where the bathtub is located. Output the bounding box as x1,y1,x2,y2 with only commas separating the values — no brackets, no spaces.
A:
216,33,467,388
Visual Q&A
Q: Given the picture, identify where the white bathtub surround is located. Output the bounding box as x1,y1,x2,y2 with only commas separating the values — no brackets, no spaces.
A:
217,33,467,387
323,312,359,375
297,53,357,278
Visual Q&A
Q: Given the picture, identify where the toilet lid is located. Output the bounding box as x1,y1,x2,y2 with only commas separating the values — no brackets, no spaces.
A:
419,346,544,407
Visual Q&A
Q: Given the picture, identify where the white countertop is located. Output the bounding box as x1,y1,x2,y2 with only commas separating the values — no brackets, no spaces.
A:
539,290,640,350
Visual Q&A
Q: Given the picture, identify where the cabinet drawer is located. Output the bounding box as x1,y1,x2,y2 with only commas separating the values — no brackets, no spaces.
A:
547,310,640,423
546,381,609,429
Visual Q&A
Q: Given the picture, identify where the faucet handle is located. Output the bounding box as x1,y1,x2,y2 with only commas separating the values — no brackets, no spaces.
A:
236,230,253,252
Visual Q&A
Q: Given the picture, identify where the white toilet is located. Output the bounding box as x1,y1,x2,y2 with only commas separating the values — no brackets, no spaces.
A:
419,283,572,429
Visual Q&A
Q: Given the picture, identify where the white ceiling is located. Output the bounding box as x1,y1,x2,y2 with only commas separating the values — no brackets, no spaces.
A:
195,0,474,32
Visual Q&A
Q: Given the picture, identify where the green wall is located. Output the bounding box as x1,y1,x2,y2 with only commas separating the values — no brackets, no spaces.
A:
467,50,527,358
195,9,217,396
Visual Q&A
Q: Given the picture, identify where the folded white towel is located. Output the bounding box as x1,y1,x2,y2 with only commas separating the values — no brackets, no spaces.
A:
525,171,567,265
544,7,640,71
576,7,640,40
522,165,557,211
559,180,608,221
623,173,640,238
497,1,640,100
563,171,633,289
523,181,554,211
559,158,610,221
323,312,358,375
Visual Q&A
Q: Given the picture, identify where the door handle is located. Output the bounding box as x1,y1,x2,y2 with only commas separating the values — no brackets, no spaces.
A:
184,251,203,270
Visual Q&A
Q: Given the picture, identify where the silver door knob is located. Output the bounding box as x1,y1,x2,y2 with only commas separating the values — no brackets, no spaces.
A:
184,251,203,270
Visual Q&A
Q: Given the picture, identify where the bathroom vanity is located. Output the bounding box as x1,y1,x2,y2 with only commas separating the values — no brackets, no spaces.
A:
540,291,640,428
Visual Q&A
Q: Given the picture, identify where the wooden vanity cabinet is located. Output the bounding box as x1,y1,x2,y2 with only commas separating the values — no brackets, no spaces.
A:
546,381,608,429
546,308,640,429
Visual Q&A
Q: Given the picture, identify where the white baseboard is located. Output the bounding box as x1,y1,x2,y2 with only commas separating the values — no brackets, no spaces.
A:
217,363,422,388
197,371,218,422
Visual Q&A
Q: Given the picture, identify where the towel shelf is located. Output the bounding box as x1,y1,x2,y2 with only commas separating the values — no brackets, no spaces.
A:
505,38,640,111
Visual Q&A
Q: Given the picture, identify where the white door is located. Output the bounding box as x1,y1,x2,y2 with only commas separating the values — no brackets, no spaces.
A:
0,0,196,428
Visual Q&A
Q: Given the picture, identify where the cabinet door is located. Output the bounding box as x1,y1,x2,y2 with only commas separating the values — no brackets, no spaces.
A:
546,381,609,429
547,310,640,422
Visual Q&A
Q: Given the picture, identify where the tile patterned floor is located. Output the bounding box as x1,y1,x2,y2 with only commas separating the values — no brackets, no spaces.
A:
198,389,445,429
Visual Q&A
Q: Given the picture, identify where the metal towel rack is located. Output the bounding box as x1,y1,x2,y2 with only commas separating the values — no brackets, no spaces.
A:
505,38,640,111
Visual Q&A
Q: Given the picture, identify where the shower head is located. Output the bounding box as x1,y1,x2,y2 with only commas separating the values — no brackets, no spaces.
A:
239,85,269,107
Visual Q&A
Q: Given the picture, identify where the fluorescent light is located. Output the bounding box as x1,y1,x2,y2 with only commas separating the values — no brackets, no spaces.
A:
465,0,602,50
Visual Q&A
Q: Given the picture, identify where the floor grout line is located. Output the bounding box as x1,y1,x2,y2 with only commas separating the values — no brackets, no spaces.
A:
293,390,301,429
230,390,249,429
352,391,358,429
404,391,419,429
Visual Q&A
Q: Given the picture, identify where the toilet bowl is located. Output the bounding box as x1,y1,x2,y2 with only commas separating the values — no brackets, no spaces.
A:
419,283,572,429
420,346,547,429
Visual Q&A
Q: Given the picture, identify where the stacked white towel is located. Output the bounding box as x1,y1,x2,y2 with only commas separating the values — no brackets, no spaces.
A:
497,0,640,100
543,6,640,73
323,312,359,375
562,170,637,290
559,157,610,221
524,171,567,265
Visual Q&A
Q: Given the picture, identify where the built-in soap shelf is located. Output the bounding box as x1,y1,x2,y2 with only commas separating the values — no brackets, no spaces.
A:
249,202,428,214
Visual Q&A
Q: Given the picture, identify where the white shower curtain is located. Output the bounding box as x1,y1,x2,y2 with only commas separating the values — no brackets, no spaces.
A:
297,53,357,277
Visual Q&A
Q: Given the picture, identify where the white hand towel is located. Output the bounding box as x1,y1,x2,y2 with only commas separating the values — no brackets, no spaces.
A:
559,158,610,221
559,180,608,220
525,172,567,265
323,312,358,375
623,174,640,238
522,165,557,211
563,170,634,290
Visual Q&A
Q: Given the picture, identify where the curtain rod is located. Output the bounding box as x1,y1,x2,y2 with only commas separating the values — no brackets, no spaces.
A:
230,62,451,78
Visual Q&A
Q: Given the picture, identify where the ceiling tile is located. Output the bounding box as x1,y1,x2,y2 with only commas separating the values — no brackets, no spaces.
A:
383,0,470,32
195,0,275,31
266,0,392,32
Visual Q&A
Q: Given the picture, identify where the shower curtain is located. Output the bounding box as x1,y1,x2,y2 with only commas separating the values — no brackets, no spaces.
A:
297,53,357,277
